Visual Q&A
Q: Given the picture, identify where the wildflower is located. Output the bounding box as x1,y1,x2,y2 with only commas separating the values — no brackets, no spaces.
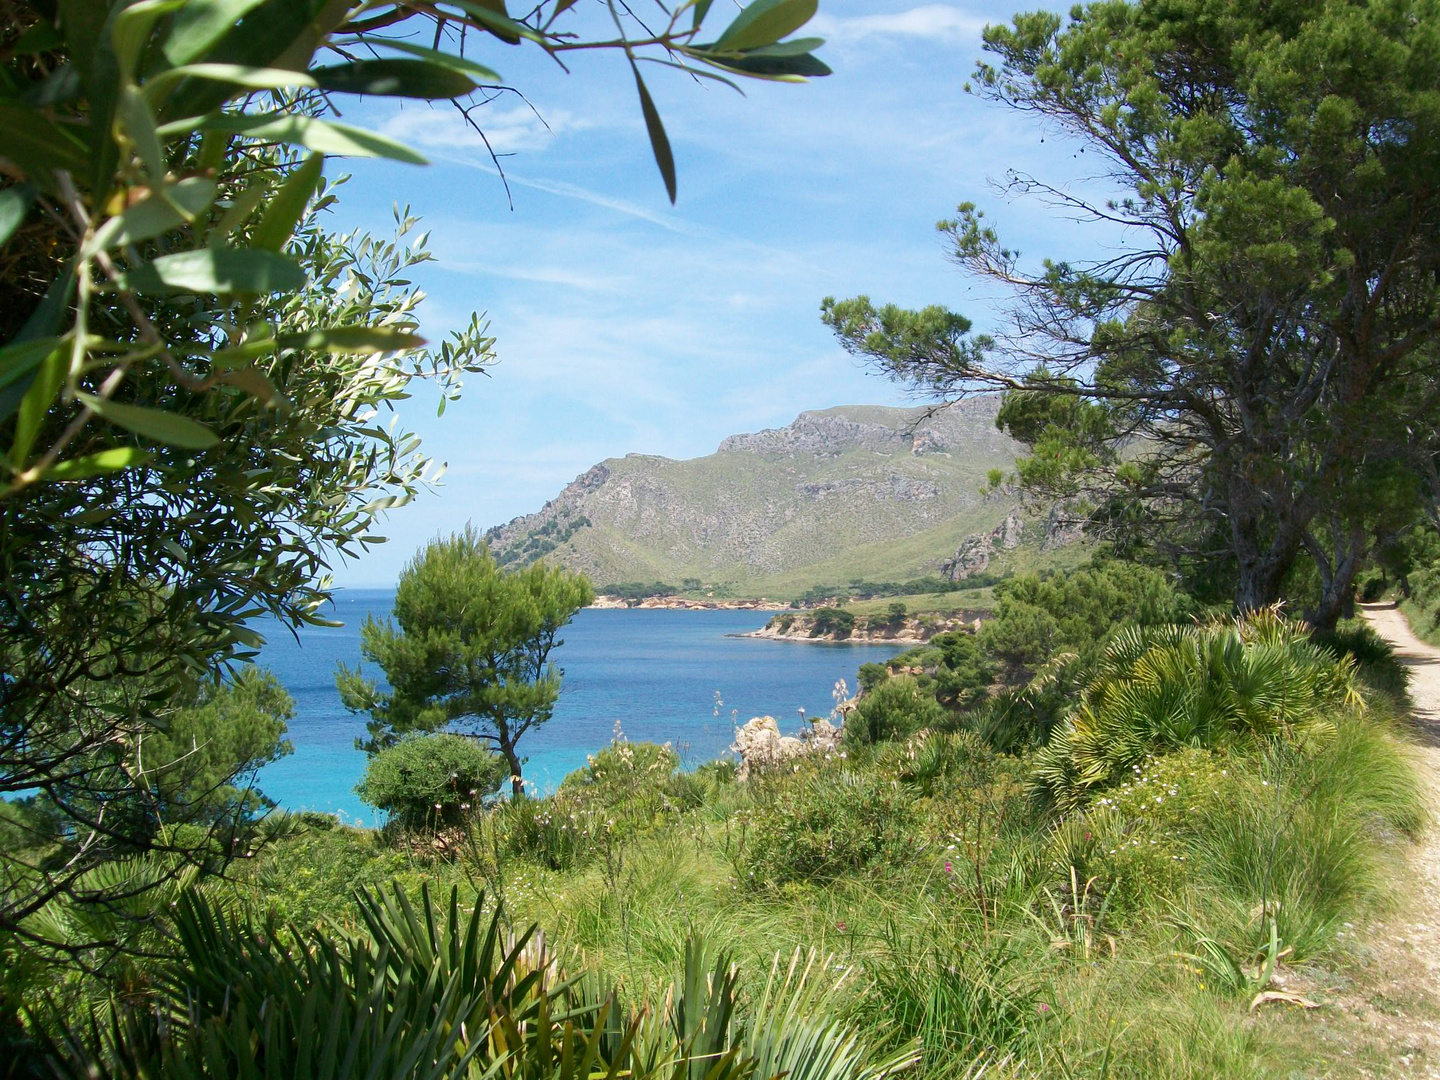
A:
1037,1003,1050,1014
944,860,954,875
837,920,848,933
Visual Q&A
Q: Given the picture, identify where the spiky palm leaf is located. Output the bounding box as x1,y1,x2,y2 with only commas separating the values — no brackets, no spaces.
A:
1031,611,1359,811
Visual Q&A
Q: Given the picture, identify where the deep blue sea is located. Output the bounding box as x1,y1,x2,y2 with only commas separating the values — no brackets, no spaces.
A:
254,591,902,823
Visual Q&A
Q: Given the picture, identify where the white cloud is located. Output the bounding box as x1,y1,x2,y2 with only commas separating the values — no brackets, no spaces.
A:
378,101,590,155
811,4,986,42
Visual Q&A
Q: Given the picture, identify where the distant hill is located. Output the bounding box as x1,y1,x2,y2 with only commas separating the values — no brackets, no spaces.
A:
484,401,1084,598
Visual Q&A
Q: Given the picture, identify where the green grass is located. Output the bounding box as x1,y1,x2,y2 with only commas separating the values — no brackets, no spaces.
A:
1400,595,1440,648
205,677,1429,1079
17,602,1430,1078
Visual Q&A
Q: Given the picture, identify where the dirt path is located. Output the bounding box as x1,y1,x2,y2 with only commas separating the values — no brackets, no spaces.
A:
1351,602,1440,1073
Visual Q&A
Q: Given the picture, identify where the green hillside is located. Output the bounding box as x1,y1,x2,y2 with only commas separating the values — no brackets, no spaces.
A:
485,401,1084,597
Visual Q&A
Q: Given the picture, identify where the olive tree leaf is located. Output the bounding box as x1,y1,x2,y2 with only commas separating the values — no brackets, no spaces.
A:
83,177,217,257
0,102,90,185
698,50,831,78
631,66,676,205
0,185,36,247
0,338,64,393
274,326,428,353
160,112,427,164
77,393,220,449
220,366,287,408
713,0,818,52
110,0,189,82
309,59,478,99
251,153,324,252
162,0,273,66
118,86,168,182
363,40,501,83
448,0,538,44
8,345,68,466
116,249,306,295
41,447,153,481
144,62,320,99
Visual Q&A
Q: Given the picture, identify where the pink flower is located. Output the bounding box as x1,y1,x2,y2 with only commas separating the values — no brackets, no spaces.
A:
1037,1003,1050,1014
837,920,848,934
944,860,953,875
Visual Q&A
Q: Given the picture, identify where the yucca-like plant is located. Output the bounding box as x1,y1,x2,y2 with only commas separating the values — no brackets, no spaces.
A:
1031,610,1361,811
47,885,914,1080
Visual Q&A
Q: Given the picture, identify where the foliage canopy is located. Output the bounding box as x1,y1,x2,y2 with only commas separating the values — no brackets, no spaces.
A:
339,529,594,795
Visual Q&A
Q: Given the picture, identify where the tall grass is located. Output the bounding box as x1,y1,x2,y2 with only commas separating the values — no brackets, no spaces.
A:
114,617,1430,1080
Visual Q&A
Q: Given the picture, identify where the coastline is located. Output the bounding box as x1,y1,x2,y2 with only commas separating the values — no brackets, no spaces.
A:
734,626,927,646
589,595,784,611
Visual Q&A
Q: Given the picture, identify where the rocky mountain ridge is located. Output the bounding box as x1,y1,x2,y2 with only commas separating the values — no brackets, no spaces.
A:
484,401,1079,594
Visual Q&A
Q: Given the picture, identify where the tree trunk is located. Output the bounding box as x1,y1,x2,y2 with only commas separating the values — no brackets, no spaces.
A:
503,743,525,798
1227,476,1306,614
1304,526,1367,632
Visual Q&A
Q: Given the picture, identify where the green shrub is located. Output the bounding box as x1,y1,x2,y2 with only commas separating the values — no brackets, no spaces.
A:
809,607,856,639
856,662,889,693
1359,573,1388,602
739,768,919,886
1031,611,1362,811
560,740,680,806
978,561,1192,682
355,734,506,828
493,792,611,871
874,731,998,796
842,676,948,748
1312,619,1408,700
1183,713,1425,959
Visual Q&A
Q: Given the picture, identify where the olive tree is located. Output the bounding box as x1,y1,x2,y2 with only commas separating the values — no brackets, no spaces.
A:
0,0,832,942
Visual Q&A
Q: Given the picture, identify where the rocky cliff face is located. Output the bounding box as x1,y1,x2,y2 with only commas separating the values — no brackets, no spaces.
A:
482,401,1064,592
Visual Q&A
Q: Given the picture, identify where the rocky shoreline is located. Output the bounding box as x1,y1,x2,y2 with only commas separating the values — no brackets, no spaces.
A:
740,624,930,645
740,610,986,645
589,595,783,611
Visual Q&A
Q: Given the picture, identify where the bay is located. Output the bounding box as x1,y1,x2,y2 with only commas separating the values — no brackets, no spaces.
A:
254,591,903,823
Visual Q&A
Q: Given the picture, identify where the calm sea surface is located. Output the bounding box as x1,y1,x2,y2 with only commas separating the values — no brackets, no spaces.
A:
254,591,903,823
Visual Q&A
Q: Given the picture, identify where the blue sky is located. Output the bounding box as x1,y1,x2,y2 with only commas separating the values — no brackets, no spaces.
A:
328,0,1103,585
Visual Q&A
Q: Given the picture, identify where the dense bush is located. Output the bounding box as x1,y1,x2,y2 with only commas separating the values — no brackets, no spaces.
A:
809,608,857,639
560,740,681,805
843,676,948,748
739,768,920,886
873,731,999,796
979,562,1192,682
1312,620,1409,700
1031,612,1362,811
355,734,506,828
493,740,694,870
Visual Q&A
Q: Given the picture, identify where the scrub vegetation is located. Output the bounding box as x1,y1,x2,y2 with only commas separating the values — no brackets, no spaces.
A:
4,0,1440,1075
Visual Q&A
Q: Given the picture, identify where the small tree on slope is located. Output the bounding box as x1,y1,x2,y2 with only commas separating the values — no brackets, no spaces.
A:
338,528,593,797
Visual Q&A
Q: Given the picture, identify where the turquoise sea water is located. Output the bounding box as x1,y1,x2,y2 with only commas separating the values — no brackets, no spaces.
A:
254,591,903,823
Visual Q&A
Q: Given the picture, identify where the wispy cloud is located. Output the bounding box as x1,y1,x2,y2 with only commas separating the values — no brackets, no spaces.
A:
811,4,987,41
377,101,591,155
